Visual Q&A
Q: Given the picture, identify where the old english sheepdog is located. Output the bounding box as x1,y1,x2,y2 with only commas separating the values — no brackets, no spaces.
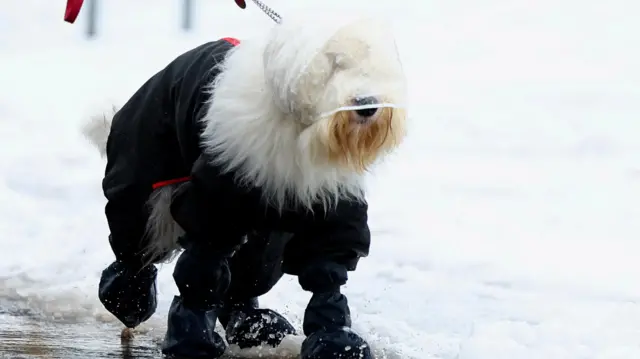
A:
83,13,407,359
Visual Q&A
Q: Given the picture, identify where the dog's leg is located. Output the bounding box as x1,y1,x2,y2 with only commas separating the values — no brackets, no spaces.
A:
299,263,374,359
220,231,297,349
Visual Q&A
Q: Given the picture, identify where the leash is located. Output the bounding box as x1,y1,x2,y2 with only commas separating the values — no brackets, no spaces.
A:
250,0,282,24
64,0,281,25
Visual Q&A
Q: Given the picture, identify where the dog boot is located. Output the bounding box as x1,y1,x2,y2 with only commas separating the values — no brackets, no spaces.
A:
162,296,227,358
161,242,232,359
300,291,372,359
301,328,372,359
221,297,297,349
98,260,158,328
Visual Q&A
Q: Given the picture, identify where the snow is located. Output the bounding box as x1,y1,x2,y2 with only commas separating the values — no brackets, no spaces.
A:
1,0,639,358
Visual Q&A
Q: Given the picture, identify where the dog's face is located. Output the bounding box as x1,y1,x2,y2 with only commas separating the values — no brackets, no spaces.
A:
302,20,407,174
264,17,407,174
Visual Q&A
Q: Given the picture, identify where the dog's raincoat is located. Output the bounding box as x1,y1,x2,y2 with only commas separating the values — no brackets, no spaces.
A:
99,41,372,357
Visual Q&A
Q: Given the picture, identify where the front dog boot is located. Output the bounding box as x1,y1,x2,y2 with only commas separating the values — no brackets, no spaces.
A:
300,291,373,359
161,242,232,358
220,297,297,349
98,260,158,328
302,328,372,359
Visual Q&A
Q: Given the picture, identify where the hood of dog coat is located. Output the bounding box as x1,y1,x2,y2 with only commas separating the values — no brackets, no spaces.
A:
261,14,407,116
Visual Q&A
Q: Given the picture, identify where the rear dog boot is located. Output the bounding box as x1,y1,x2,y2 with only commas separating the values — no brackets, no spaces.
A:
220,297,297,349
300,291,372,359
161,242,232,358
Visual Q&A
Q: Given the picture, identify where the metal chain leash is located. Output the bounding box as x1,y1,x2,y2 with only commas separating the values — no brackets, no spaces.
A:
250,0,282,24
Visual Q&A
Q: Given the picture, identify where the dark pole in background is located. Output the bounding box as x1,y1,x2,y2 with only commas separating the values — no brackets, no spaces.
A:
86,0,98,38
183,0,194,31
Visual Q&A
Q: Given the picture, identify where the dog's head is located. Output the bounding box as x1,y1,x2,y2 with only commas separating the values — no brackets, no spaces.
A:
201,15,408,210
263,16,408,174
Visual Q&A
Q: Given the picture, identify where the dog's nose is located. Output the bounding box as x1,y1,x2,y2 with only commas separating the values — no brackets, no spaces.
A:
352,96,380,118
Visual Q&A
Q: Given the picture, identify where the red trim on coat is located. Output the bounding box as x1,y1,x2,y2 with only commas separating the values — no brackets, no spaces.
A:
152,176,192,190
221,37,241,46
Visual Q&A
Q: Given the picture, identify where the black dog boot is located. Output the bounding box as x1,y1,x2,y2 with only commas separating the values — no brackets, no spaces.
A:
162,296,227,358
98,260,158,328
300,291,372,359
220,298,297,349
161,242,232,359
301,328,372,359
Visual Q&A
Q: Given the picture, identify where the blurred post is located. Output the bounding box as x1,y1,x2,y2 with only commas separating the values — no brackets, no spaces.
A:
86,0,98,39
183,0,194,31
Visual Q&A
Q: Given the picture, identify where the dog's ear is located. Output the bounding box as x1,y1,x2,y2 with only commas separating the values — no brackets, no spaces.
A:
324,36,371,68
303,50,341,86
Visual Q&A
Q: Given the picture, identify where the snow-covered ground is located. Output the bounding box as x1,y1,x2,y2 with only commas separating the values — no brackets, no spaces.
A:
1,0,639,358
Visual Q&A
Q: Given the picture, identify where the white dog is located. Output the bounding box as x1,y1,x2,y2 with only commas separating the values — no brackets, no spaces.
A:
84,13,407,359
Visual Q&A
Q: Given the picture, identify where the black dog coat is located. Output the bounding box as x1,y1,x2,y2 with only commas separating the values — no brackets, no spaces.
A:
101,38,371,300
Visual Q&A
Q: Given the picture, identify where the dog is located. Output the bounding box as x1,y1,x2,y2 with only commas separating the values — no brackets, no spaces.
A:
83,13,407,359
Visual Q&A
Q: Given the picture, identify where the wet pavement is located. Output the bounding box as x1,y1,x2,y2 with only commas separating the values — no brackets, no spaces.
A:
0,311,302,359
0,312,162,359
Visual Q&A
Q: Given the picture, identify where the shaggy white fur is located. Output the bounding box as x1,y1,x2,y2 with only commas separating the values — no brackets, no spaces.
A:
81,108,116,158
200,16,407,212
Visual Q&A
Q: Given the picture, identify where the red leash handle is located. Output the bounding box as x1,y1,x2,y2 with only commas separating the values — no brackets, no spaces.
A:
64,0,85,23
